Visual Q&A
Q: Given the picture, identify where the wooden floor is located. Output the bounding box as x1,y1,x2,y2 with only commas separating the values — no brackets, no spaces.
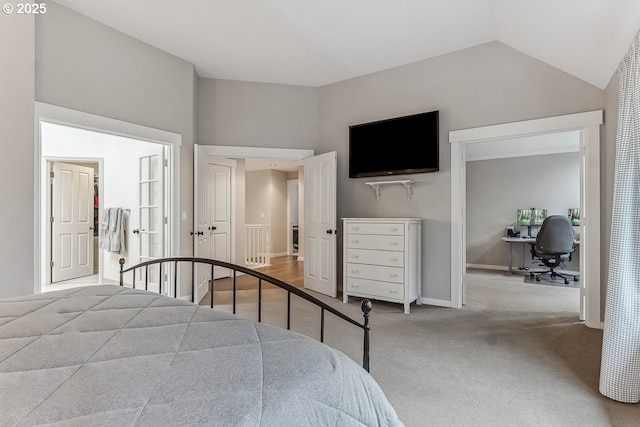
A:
199,255,303,305
254,255,304,286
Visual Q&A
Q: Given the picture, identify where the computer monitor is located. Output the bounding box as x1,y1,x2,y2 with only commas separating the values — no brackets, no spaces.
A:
516,209,531,226
516,208,547,237
568,208,580,226
532,209,547,226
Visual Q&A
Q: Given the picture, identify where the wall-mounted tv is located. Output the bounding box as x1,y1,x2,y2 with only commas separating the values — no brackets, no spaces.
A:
349,110,439,178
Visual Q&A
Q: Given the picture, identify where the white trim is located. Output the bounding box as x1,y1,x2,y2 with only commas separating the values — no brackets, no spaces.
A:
467,264,508,272
449,110,603,143
419,297,452,308
466,146,578,162
287,179,299,256
202,145,313,160
35,102,182,294
449,110,603,329
270,251,290,258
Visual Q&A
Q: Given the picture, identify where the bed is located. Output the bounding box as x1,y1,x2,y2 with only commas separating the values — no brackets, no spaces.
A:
0,258,403,426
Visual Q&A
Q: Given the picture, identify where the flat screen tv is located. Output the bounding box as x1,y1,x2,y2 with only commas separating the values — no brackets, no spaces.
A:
349,110,439,178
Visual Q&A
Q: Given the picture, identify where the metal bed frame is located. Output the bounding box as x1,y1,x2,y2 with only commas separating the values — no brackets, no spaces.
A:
119,257,372,372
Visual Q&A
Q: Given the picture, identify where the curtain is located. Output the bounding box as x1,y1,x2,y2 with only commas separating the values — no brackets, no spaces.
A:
600,31,640,403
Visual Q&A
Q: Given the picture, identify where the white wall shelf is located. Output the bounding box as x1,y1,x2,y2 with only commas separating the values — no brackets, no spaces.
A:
365,180,415,201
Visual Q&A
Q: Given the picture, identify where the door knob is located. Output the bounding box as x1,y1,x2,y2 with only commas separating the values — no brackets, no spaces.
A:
326,229,333,234
133,229,140,234
209,226,217,230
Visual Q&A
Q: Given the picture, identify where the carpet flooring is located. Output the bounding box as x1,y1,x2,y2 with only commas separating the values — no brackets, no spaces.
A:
523,273,580,288
203,267,638,426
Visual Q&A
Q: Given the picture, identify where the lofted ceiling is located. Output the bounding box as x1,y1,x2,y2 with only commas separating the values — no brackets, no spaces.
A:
52,0,640,89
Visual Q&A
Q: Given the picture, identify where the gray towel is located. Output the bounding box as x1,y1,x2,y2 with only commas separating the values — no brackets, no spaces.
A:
98,208,111,250
100,208,127,254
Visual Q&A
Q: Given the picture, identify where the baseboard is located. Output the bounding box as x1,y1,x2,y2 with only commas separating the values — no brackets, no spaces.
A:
467,264,508,271
418,297,453,308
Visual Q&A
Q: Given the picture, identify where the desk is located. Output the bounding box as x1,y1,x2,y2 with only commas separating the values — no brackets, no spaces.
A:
501,237,536,275
501,236,580,275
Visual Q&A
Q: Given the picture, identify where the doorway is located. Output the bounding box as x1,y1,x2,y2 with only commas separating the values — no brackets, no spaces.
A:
35,102,182,295
449,110,603,328
195,145,339,299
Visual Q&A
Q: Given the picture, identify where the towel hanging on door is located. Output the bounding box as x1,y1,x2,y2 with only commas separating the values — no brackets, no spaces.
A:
99,208,128,255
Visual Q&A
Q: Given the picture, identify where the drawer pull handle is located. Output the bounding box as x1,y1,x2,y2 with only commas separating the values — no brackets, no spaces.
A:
352,284,359,288
390,257,398,261
389,290,398,294
389,273,397,277
351,255,359,259
351,269,359,273
352,227,359,231
390,227,398,232
390,242,398,246
352,239,360,243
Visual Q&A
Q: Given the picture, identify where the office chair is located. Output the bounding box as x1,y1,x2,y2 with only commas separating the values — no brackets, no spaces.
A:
529,215,579,285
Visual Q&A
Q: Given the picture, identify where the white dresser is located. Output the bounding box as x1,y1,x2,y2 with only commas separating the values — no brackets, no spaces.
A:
342,218,422,313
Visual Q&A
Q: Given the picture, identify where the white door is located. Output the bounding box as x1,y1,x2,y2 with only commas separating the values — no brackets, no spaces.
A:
135,147,165,292
193,145,234,303
51,162,94,282
208,162,232,279
194,144,211,302
304,151,337,297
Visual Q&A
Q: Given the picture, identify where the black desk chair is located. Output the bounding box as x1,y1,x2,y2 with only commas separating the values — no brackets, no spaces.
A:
529,215,579,284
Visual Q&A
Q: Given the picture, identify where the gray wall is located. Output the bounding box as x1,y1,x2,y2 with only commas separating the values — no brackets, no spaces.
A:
0,2,199,299
317,41,605,303
466,152,580,270
0,11,35,298
245,169,289,256
198,78,319,150
0,2,621,313
33,3,197,297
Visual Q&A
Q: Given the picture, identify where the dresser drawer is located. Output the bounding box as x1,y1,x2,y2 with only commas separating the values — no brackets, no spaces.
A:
346,248,404,267
346,234,404,251
345,222,404,236
345,263,404,283
345,278,404,301
342,218,421,313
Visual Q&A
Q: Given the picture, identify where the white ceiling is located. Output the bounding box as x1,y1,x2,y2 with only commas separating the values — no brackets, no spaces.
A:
52,0,640,89
244,157,302,173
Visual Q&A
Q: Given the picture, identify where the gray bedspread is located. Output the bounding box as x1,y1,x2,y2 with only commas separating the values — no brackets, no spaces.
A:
0,285,402,426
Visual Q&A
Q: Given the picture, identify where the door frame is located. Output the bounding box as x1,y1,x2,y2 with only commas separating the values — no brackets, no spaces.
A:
449,110,603,329
287,179,299,256
197,145,314,267
35,102,182,294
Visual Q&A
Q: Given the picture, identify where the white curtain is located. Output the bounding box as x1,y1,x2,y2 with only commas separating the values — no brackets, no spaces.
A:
600,31,640,403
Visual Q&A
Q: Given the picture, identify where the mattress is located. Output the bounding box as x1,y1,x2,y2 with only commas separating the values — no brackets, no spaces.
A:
0,285,402,426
